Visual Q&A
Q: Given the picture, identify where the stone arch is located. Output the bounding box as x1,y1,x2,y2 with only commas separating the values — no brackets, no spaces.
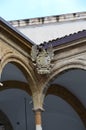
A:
41,61,86,105
41,63,86,128
0,109,13,130
42,60,86,91
52,60,86,81
1,53,38,92
45,84,86,128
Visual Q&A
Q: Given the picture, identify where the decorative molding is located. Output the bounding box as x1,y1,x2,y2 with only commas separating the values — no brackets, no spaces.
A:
9,12,86,27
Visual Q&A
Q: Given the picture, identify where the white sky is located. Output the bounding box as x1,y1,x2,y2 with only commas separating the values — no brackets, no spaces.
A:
0,0,86,20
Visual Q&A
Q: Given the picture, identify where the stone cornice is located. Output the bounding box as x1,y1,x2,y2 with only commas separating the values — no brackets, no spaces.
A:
9,12,86,27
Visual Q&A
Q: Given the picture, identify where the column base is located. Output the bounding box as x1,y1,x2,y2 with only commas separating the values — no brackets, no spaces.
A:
36,125,42,130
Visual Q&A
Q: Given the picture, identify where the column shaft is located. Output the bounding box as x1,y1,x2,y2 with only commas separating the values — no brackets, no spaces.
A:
35,110,42,130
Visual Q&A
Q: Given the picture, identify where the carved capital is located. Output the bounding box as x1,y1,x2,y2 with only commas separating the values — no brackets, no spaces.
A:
32,91,44,111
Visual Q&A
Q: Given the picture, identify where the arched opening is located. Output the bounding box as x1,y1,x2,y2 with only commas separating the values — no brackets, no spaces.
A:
49,69,86,108
43,95,86,130
42,69,86,129
0,89,34,130
1,63,27,83
1,54,37,92
0,62,32,95
0,62,35,130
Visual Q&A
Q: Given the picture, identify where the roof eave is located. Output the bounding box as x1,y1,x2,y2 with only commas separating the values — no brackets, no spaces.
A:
0,17,35,52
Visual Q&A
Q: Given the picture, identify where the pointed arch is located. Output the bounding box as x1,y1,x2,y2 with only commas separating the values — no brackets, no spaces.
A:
42,59,86,89
1,53,38,92
52,59,86,81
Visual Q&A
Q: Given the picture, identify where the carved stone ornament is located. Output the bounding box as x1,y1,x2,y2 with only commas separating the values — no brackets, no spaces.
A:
31,44,54,74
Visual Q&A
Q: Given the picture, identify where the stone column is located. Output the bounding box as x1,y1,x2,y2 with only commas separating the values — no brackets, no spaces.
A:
32,91,44,130
34,109,43,130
